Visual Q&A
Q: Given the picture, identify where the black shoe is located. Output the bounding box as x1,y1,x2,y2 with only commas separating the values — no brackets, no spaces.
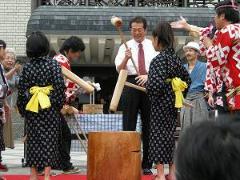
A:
143,168,153,175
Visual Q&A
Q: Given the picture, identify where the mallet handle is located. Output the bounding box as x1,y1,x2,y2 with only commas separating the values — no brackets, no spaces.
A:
125,82,146,92
61,66,94,94
117,28,140,76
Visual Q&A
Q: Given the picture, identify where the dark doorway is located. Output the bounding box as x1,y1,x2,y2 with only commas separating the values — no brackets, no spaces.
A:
71,65,118,113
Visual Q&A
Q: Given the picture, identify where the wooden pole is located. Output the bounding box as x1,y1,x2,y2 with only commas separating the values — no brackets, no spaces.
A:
125,82,146,92
109,70,128,112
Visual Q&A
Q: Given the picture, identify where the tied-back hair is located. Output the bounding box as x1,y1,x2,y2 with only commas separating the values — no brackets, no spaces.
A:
152,22,174,49
26,31,50,58
215,0,239,23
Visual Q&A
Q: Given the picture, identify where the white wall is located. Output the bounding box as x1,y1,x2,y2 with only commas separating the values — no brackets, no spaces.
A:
0,0,32,56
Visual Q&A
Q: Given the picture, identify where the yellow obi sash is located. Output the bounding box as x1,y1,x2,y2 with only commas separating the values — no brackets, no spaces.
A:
167,77,188,108
25,85,53,113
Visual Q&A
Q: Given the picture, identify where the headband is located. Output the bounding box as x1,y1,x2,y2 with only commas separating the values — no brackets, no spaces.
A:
216,0,239,10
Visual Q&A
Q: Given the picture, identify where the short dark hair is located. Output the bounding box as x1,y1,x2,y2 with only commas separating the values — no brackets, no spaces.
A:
0,40,6,50
215,0,239,23
129,16,147,30
48,49,57,58
26,31,50,58
175,120,240,180
152,22,174,49
59,36,85,55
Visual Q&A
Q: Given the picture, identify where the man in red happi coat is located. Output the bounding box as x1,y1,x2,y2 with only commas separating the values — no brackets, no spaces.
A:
202,0,240,110
54,36,85,174
172,0,240,112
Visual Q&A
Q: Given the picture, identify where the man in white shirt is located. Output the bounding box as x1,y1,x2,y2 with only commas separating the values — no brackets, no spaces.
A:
115,16,157,175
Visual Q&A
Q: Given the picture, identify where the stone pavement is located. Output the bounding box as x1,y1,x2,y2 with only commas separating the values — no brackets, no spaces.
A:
2,141,87,175
2,141,160,176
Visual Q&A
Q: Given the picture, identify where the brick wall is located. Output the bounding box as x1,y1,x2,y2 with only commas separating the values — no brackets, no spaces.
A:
0,0,33,56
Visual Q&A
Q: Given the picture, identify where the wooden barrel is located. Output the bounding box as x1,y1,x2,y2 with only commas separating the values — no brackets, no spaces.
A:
87,131,141,180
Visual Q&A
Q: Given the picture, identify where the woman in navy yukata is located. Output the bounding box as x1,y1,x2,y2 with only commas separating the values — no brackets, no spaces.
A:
17,32,65,180
146,22,191,180
0,40,9,180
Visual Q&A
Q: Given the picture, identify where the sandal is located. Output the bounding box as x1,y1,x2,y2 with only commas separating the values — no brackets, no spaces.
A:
38,171,57,176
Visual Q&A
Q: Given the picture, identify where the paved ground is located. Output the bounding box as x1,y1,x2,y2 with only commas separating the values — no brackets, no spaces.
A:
2,141,87,175
1,141,161,176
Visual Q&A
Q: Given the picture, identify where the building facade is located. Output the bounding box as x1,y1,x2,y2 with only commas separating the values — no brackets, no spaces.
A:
0,0,36,56
1,0,218,105
0,0,219,58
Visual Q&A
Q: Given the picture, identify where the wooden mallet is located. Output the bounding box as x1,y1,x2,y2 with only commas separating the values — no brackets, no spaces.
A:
61,66,95,94
111,16,139,75
109,70,146,112
109,70,193,112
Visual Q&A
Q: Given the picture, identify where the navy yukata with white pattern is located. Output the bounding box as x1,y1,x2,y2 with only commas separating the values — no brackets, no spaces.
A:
146,47,191,165
17,57,66,169
0,64,8,152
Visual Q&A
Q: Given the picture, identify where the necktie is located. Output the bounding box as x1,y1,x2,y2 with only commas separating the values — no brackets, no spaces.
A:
138,43,147,75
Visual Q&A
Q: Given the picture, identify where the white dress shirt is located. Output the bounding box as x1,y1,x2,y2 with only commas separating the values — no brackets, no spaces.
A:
115,38,158,75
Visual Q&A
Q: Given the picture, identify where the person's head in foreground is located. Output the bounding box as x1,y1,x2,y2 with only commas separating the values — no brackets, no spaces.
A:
151,22,174,51
59,36,85,61
26,31,50,59
175,119,240,180
214,0,239,30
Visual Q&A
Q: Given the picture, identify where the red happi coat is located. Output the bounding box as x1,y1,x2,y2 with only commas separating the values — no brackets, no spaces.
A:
54,54,78,103
200,24,240,110
204,62,224,106
200,27,224,107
